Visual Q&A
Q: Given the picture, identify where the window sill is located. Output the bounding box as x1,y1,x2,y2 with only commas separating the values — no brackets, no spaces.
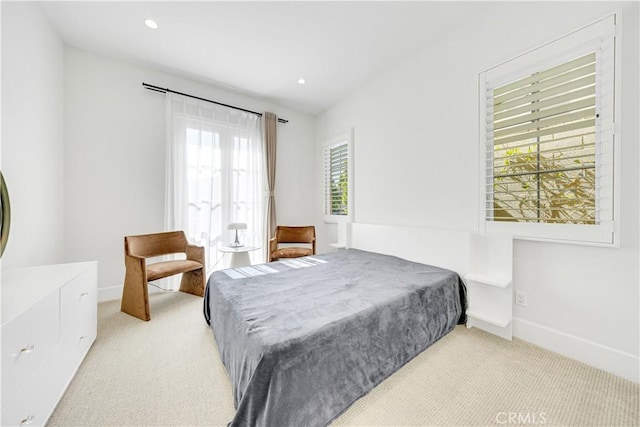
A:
485,221,617,248
323,215,350,224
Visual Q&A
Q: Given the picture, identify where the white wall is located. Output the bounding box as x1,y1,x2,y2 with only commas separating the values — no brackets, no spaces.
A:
316,2,639,381
1,2,65,268
64,48,316,301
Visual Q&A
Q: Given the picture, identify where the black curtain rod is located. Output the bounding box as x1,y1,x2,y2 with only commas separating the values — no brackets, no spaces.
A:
142,82,288,124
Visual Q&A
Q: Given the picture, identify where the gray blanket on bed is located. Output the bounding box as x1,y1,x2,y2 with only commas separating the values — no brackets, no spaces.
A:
204,249,466,427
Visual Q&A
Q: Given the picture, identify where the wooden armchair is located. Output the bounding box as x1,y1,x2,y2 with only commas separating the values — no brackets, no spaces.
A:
121,231,205,321
269,225,316,262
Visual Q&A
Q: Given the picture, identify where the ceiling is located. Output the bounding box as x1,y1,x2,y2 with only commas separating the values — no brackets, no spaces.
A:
40,1,488,115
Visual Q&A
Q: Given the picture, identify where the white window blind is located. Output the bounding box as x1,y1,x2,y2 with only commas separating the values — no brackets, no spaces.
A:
480,14,617,245
488,52,598,224
324,141,349,216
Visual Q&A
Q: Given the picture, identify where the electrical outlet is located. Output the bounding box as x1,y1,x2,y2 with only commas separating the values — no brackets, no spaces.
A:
515,291,528,306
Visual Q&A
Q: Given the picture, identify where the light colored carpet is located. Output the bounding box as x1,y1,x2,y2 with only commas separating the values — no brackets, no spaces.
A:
48,292,639,427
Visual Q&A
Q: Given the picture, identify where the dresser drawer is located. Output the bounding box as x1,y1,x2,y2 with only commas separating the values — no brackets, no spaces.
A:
1,291,60,407
59,326,96,382
1,341,69,427
60,268,97,339
59,268,98,377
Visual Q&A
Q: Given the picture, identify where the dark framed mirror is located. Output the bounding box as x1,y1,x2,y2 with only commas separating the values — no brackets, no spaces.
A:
1,171,10,258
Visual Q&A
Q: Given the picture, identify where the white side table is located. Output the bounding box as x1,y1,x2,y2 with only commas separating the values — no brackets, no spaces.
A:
219,245,260,268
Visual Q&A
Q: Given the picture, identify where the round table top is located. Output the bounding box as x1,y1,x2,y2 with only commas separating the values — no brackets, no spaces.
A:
218,245,260,253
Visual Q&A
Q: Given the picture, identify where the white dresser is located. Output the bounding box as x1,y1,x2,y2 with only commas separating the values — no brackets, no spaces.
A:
1,261,98,426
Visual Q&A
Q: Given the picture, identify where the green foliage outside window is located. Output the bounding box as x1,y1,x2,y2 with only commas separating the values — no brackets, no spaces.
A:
330,169,348,215
492,132,596,224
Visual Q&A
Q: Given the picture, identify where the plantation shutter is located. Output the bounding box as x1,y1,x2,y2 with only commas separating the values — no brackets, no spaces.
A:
324,142,349,216
480,14,616,244
485,49,610,225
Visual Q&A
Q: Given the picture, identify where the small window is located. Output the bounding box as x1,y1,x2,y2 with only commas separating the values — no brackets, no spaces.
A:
324,130,353,220
479,15,617,246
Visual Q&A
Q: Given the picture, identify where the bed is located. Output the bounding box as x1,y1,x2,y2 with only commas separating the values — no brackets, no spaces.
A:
204,248,466,427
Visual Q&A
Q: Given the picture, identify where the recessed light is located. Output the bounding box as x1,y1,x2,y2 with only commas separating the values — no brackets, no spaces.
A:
298,78,306,85
144,19,158,30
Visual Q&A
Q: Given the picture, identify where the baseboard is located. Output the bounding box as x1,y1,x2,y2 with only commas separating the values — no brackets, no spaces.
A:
513,317,639,383
98,282,177,303
98,285,123,302
467,317,513,340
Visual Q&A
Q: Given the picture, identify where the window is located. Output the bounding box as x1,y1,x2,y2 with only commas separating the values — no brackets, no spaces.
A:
491,52,597,224
324,130,353,220
166,95,265,269
479,15,618,245
185,128,263,250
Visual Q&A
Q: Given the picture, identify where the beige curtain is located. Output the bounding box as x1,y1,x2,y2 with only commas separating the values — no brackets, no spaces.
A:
263,112,277,259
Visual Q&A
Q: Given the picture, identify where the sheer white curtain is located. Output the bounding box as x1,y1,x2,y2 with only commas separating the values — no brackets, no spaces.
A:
165,93,265,273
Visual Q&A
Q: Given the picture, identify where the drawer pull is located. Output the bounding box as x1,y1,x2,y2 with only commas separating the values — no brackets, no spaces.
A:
20,414,35,425
20,344,35,354
80,291,89,297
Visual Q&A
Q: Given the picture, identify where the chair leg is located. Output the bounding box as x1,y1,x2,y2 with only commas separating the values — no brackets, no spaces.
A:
121,274,151,321
179,268,205,297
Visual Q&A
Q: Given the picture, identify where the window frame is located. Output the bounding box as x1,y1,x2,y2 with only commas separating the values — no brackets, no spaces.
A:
478,14,620,247
323,129,354,224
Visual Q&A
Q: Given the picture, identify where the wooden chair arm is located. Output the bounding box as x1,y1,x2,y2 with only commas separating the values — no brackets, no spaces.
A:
125,254,146,279
185,243,205,264
269,237,278,251
268,237,277,262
